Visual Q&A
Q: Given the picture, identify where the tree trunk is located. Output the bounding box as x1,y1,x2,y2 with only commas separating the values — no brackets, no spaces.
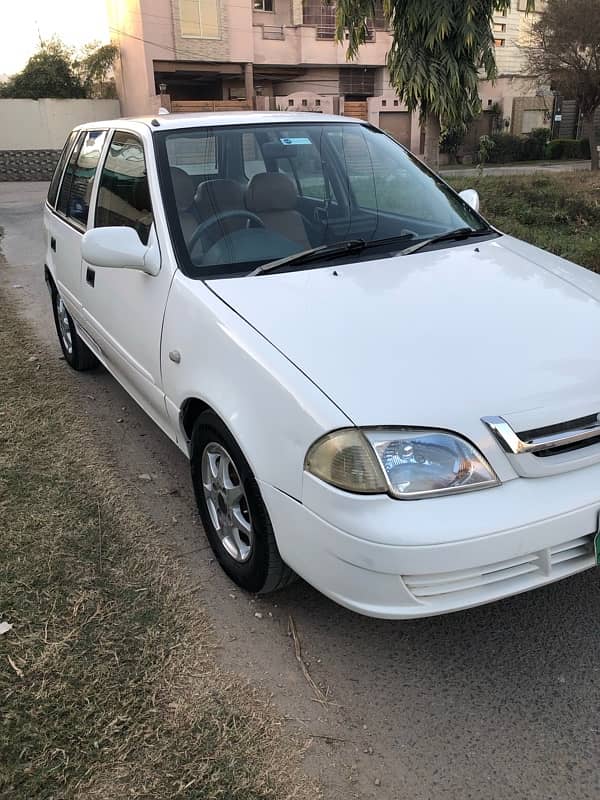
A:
423,112,441,170
587,112,599,171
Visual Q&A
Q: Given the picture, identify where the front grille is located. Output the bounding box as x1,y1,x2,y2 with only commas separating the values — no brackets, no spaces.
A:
483,413,600,463
518,414,600,458
403,534,595,605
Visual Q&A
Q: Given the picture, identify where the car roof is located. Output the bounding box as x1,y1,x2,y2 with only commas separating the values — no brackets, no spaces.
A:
73,111,367,133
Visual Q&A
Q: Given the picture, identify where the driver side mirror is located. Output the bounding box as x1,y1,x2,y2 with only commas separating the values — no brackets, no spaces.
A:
458,189,480,213
81,226,161,276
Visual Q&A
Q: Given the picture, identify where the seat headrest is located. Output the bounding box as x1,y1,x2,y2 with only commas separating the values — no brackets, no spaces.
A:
170,166,195,211
195,179,244,216
245,173,298,213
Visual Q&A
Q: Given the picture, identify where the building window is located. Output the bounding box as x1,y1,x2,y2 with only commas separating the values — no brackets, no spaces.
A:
340,68,375,97
495,38,506,47
253,0,273,10
303,1,382,40
493,23,506,32
180,0,219,38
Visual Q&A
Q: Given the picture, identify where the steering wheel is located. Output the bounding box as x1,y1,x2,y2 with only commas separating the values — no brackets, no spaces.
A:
188,209,266,252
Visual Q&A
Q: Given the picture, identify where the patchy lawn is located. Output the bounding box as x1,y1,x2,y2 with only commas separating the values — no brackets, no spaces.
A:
448,172,600,272
0,289,316,799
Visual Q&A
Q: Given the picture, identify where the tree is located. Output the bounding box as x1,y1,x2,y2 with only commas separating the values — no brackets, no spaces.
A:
0,39,117,100
0,39,84,99
529,0,600,171
76,42,119,99
334,1,535,166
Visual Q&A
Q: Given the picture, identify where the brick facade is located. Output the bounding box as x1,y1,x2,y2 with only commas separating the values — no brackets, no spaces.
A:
0,150,60,182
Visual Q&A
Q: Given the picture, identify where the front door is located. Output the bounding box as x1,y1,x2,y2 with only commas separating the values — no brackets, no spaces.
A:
79,129,176,432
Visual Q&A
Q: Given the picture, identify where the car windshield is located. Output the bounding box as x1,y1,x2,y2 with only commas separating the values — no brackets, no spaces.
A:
156,121,489,278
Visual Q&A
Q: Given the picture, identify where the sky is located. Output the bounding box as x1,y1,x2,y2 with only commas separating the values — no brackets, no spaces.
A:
0,1,111,76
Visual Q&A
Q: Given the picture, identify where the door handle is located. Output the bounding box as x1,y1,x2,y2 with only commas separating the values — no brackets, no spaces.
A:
86,267,95,288
50,236,56,252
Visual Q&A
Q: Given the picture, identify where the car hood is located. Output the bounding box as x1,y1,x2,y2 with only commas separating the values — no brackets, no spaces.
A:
207,237,600,444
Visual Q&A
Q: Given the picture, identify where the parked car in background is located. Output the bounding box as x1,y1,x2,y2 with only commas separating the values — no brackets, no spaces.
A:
44,112,600,618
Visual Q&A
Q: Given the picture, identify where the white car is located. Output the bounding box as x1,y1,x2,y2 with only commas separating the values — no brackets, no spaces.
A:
44,112,600,619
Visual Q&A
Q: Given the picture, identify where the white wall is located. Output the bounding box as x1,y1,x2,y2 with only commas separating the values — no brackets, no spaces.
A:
0,99,121,150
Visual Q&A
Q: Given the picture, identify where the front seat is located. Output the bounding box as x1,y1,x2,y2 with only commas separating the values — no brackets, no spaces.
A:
245,173,311,248
194,179,246,249
170,167,198,242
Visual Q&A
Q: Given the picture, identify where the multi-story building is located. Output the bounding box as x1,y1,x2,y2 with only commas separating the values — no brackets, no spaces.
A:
107,0,548,153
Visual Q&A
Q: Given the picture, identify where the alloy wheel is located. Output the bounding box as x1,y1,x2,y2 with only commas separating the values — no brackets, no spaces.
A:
201,442,254,562
55,295,73,355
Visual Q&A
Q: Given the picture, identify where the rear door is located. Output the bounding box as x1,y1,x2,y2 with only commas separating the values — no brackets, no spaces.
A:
79,129,175,431
46,128,108,321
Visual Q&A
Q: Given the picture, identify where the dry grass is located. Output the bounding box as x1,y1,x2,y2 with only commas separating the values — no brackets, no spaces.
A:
448,172,600,272
0,287,318,800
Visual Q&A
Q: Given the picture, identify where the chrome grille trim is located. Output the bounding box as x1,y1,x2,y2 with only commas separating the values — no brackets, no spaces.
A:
482,414,600,456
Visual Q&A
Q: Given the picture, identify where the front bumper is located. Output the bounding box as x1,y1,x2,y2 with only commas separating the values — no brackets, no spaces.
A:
259,467,600,619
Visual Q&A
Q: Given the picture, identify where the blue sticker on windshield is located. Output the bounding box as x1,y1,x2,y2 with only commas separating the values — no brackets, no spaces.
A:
280,137,312,145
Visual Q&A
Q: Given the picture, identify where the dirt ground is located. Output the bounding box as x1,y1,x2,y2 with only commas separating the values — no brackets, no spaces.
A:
1,182,599,800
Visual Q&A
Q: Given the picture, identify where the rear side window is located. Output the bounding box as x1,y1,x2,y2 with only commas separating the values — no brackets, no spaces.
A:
166,131,218,176
47,131,78,208
95,131,154,245
56,130,107,226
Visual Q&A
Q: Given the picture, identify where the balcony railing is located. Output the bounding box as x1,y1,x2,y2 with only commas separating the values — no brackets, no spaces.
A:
303,0,386,39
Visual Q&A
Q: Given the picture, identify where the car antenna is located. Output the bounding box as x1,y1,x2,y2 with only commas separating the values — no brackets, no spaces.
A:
150,118,160,127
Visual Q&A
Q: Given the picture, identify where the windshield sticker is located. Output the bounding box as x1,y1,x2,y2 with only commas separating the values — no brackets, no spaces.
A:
280,137,312,145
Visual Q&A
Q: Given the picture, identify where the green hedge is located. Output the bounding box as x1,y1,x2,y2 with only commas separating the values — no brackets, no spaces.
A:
486,128,550,163
483,129,590,163
546,138,591,160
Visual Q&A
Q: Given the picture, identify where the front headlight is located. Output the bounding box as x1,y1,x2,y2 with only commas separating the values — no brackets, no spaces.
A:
305,428,499,499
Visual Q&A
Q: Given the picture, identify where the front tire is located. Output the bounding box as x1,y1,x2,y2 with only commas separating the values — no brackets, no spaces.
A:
190,411,295,594
51,288,98,371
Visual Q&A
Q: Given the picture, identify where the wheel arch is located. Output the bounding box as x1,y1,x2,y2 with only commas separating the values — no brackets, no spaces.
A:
180,396,212,443
179,396,265,490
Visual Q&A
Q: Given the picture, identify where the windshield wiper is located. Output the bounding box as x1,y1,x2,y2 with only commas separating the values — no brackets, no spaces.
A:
250,240,366,276
250,233,417,276
400,227,492,256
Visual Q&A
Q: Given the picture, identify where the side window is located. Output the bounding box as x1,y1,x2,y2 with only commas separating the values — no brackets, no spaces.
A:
242,132,266,180
276,130,328,200
56,130,107,226
273,136,327,200
95,131,154,245
56,134,84,218
166,132,218,176
293,143,327,200
47,131,78,208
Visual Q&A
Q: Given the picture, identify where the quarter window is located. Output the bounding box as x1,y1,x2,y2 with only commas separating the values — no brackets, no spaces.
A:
57,130,107,226
95,131,154,245
47,131,78,208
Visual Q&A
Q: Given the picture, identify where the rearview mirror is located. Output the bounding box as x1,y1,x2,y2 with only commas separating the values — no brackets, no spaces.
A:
458,189,480,213
81,226,160,276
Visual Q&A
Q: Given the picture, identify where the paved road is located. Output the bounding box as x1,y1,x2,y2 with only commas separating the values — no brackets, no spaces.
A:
440,159,591,178
1,182,599,800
